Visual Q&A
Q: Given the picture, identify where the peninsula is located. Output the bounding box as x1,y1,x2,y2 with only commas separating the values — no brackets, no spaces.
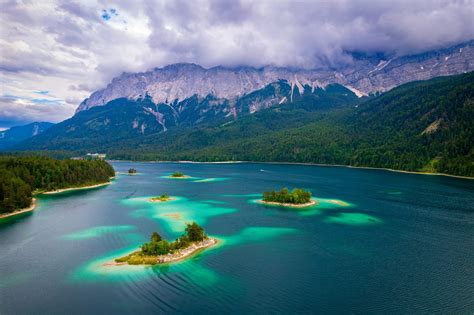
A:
0,156,115,219
258,187,317,207
114,222,216,265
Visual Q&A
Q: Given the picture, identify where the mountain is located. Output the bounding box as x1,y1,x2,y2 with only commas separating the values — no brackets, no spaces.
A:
77,41,474,115
0,122,54,150
18,83,360,151
15,72,474,176
106,72,472,176
12,43,474,176
124,72,471,177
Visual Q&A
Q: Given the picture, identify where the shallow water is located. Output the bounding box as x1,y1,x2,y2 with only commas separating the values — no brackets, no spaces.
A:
0,162,473,314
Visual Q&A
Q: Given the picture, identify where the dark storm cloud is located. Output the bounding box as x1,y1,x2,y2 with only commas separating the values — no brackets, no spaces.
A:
0,0,473,124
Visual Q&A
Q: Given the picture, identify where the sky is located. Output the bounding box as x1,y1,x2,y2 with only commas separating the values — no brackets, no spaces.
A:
0,0,473,128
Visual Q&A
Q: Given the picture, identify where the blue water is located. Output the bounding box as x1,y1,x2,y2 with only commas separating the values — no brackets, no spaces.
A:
0,162,473,314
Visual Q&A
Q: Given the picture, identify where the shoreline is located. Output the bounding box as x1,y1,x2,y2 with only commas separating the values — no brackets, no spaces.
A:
40,181,112,195
107,237,218,266
166,175,192,179
108,160,473,180
149,197,176,203
256,199,317,208
0,198,37,220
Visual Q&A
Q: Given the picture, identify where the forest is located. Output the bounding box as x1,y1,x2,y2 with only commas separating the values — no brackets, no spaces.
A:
263,188,312,204
0,156,115,214
7,72,474,177
106,72,474,177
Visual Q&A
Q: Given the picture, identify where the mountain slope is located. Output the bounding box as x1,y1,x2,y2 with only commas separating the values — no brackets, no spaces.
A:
0,122,54,150
107,72,474,177
18,83,360,151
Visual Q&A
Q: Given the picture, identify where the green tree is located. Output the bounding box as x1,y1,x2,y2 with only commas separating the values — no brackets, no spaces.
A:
185,222,206,242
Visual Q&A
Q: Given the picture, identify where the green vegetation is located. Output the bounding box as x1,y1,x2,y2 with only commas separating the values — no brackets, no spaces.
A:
171,171,185,178
128,168,137,174
0,156,115,214
10,73,474,177
150,193,172,202
263,188,312,204
115,222,208,265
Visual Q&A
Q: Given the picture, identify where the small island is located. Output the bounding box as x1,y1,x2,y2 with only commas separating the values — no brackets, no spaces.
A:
150,193,175,202
169,171,191,179
114,222,216,265
258,187,317,208
128,168,137,175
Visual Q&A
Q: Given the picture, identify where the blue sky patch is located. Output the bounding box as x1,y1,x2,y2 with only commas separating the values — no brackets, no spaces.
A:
34,90,49,95
101,8,118,21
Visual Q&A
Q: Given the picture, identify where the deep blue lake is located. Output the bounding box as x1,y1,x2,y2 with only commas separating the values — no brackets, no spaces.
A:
0,162,473,314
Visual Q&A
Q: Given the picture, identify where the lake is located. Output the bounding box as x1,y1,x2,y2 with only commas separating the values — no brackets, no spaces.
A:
0,162,473,314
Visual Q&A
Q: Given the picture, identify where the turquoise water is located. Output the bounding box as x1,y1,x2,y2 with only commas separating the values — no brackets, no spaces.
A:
0,162,473,314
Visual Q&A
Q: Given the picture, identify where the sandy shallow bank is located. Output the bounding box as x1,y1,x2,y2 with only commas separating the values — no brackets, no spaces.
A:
256,199,317,208
0,198,37,219
149,197,176,202
106,238,218,266
166,175,192,179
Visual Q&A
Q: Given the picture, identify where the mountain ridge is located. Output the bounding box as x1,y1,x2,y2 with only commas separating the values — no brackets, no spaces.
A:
0,122,54,150
77,41,474,114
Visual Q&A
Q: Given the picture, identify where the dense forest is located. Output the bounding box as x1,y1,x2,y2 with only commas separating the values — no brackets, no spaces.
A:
263,188,312,204
0,156,115,214
104,73,473,176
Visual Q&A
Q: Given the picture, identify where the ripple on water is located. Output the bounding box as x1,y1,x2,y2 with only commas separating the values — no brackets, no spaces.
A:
62,225,136,240
0,271,33,289
71,226,297,284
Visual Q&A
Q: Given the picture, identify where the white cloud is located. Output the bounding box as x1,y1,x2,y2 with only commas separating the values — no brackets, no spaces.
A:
0,0,473,125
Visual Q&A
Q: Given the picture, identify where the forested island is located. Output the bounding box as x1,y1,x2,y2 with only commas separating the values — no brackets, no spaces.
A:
0,156,115,217
128,168,137,174
114,222,216,265
169,172,190,178
260,188,316,207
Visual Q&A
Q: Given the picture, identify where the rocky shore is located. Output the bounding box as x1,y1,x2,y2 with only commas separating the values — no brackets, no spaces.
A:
257,199,317,208
110,237,217,266
157,237,217,263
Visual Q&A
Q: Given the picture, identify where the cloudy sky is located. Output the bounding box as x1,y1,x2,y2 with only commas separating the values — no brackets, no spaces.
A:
0,0,473,128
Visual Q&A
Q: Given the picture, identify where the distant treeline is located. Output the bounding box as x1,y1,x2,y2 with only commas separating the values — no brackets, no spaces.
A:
0,156,115,214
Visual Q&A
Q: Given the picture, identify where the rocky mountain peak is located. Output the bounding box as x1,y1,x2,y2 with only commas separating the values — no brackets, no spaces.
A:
76,41,474,114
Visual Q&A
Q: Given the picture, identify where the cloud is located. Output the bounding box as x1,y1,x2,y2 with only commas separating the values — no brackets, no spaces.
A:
0,0,473,124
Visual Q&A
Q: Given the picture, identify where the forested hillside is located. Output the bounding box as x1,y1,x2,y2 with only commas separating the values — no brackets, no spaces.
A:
10,72,474,177
0,157,115,214
108,72,474,176
17,83,359,151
